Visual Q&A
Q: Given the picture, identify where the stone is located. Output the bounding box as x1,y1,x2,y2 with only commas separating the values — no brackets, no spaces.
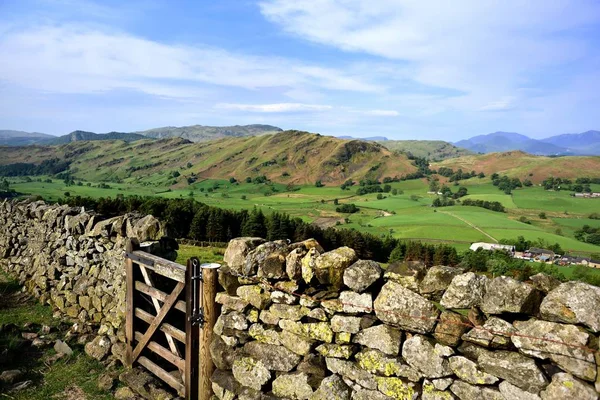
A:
290,238,324,253
351,388,395,400
355,349,421,381
287,248,308,281
316,344,356,359
419,265,462,299
540,372,597,400
268,304,310,321
313,247,358,289
232,357,271,391
216,293,249,312
0,370,23,385
402,335,453,378
54,339,73,355
308,308,329,321
353,324,402,355
259,309,280,325
462,317,515,349
212,369,241,400
339,291,372,314
450,380,504,400
279,330,315,356
114,387,137,400
384,261,427,292
343,260,382,292
374,281,439,334
243,342,302,371
248,324,281,345
84,335,112,361
481,277,541,314
448,356,498,385
499,381,542,400
98,373,115,391
478,350,548,393
272,372,314,400
540,281,600,332
331,315,363,334
421,380,455,400
119,367,172,400
221,311,249,331
302,248,320,284
326,358,377,390
374,377,418,400
512,319,596,382
310,374,351,400
130,215,163,241
224,237,265,274
440,272,488,309
434,311,470,347
279,320,334,343
271,290,297,305
237,285,271,310
529,273,561,294
245,240,289,278
218,265,241,295
432,378,454,391
210,335,238,370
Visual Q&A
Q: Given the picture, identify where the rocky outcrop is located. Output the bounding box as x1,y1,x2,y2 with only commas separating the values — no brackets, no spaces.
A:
210,237,600,399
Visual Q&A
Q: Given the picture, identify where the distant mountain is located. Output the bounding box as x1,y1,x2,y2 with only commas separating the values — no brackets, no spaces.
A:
136,124,282,142
454,131,578,155
0,130,55,146
45,130,149,145
540,130,600,155
378,140,473,161
338,135,389,141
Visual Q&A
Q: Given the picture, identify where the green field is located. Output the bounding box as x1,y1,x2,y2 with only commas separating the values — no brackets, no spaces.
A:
7,174,600,257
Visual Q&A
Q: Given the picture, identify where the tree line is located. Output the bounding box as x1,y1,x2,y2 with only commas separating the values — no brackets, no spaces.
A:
0,159,71,177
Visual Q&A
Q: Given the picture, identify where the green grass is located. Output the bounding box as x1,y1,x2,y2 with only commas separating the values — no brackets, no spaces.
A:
175,244,225,265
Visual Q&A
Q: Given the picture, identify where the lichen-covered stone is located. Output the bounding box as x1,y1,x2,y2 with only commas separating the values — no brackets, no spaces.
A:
301,248,320,284
540,372,597,400
462,317,515,349
232,357,271,391
279,320,334,343
374,376,418,400
351,388,395,400
529,273,561,294
450,380,504,400
248,323,281,345
478,350,548,393
316,344,356,359
433,311,469,347
540,281,600,332
272,372,314,400
402,335,453,378
243,342,302,371
224,237,265,274
245,240,289,279
311,374,351,400
287,247,308,281
448,356,498,385
210,335,238,370
212,369,241,400
216,293,249,312
356,349,421,381
374,281,439,334
279,330,315,356
331,315,362,333
308,308,329,321
221,311,249,331
499,381,541,400
440,272,488,309
269,304,311,321
237,285,271,310
343,260,382,292
271,290,297,305
420,266,461,300
326,358,378,390
84,335,111,361
481,277,541,314
512,319,596,382
383,261,427,292
313,247,358,289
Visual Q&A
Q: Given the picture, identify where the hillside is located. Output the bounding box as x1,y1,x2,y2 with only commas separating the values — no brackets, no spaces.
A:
0,131,418,185
432,150,600,182
541,130,600,155
135,124,282,142
0,130,55,146
378,140,473,160
46,130,149,145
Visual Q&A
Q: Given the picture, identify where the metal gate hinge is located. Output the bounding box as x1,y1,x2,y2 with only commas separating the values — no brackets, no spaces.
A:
190,308,205,327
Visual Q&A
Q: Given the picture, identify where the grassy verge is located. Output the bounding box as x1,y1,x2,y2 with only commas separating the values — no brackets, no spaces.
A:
175,244,225,265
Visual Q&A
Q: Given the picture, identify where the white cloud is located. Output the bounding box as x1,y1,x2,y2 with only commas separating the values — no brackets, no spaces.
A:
0,24,383,99
216,103,332,113
363,109,399,117
479,97,517,112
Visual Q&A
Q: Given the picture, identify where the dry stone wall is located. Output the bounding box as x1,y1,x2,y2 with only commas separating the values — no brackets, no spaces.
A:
212,237,600,400
0,199,169,353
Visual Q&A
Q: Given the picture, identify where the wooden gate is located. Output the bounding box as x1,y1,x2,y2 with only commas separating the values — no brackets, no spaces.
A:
124,239,218,400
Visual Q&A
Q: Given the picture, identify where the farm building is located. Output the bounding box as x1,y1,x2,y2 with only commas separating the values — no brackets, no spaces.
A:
524,247,556,261
557,255,600,268
469,242,515,253
573,192,600,198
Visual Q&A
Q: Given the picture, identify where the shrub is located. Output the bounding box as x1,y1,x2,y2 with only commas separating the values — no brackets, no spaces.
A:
336,203,359,213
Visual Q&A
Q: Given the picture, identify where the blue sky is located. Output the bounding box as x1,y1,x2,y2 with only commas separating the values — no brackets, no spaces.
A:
0,0,599,140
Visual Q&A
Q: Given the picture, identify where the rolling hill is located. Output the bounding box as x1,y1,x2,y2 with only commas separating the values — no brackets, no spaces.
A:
378,140,473,161
135,124,283,142
0,130,55,146
45,130,149,145
0,131,418,185
455,130,600,155
432,150,600,182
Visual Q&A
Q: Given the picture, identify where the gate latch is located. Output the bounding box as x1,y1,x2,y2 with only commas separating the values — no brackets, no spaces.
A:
189,258,204,327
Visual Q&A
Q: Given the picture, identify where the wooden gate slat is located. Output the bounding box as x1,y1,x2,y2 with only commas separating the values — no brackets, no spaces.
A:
134,281,186,313
135,308,186,343
138,356,185,396
131,281,185,363
134,331,185,370
128,251,186,282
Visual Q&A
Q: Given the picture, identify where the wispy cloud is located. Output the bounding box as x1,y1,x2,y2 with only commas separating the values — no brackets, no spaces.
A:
216,103,332,113
363,109,399,117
